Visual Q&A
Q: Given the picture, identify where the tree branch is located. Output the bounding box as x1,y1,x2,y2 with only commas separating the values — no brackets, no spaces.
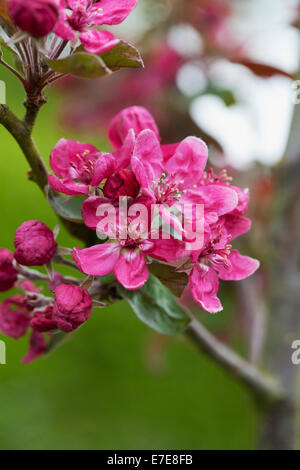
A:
185,319,284,404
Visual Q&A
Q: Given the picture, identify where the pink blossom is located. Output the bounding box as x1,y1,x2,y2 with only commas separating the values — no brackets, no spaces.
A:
53,284,93,332
103,169,140,200
48,138,115,195
14,220,58,266
0,295,31,339
73,224,182,290
8,0,60,38
55,0,137,53
0,248,18,292
22,331,47,364
31,306,58,332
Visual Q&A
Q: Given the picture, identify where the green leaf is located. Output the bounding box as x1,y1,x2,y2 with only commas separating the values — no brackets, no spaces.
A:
148,262,188,297
99,40,144,71
118,274,190,335
46,52,111,78
45,331,73,356
46,187,85,223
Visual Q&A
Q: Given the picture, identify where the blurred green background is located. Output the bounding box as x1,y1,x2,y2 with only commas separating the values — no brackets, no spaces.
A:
0,65,258,450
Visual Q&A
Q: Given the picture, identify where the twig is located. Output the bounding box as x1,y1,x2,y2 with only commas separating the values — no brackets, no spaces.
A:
185,319,284,404
0,57,26,85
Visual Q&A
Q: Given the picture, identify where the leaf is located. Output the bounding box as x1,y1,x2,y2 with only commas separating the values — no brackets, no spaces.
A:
45,331,73,356
46,52,111,78
148,262,188,297
46,187,85,223
99,40,144,71
118,274,190,335
230,58,294,79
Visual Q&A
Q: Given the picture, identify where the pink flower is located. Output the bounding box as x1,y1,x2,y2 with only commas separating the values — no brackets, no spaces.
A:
188,225,259,313
31,306,58,332
14,220,58,266
0,248,18,292
22,331,47,364
48,138,115,195
55,0,137,53
53,284,93,332
8,0,60,38
0,295,31,339
73,221,183,290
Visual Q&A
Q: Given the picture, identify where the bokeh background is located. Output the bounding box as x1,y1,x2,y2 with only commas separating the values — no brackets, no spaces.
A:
0,0,298,450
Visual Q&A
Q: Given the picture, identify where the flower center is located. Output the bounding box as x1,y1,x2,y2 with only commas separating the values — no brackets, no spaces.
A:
201,227,232,269
70,150,96,184
152,172,185,205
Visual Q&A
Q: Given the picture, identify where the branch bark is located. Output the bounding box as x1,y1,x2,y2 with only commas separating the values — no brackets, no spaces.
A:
185,320,284,405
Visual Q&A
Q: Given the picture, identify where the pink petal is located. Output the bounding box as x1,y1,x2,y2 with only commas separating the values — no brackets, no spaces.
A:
114,129,135,172
218,250,260,281
54,11,75,41
183,184,238,219
150,238,184,263
80,30,120,54
48,175,89,195
68,0,88,9
230,186,249,215
82,196,114,230
161,142,180,163
22,331,47,364
224,215,251,240
114,249,148,289
90,152,116,186
131,129,163,188
72,243,121,276
165,137,208,189
109,106,160,149
50,138,100,178
189,263,223,314
90,0,138,26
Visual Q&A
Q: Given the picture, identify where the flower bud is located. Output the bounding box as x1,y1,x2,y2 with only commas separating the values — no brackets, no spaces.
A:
14,220,58,266
103,169,140,200
0,248,18,292
53,284,92,332
31,306,57,332
8,0,60,38
0,295,31,339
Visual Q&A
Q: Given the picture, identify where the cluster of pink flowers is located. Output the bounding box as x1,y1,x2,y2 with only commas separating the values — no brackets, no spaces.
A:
0,221,92,363
0,106,259,362
8,0,137,53
49,106,259,309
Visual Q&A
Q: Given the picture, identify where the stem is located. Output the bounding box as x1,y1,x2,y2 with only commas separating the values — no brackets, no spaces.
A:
0,58,26,85
0,104,48,190
185,319,284,404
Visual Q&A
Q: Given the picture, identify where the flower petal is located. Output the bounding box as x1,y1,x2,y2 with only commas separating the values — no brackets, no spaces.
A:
165,137,208,188
224,215,251,240
114,249,148,289
48,175,89,195
109,106,159,149
90,152,116,186
22,331,47,364
72,243,121,276
189,263,223,314
217,250,260,281
80,30,120,54
82,196,114,231
131,129,163,188
90,0,138,26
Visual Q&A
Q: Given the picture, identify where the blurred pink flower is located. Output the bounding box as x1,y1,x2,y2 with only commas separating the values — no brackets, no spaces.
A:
0,248,18,292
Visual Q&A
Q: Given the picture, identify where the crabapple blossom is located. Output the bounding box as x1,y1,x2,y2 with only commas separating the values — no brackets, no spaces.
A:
0,295,31,339
55,0,137,54
14,220,58,266
31,306,58,332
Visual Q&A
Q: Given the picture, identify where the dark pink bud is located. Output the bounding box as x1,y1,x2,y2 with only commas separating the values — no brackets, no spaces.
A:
14,220,58,266
53,284,92,332
31,306,57,332
0,248,18,292
0,295,31,339
8,0,60,38
103,169,140,200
